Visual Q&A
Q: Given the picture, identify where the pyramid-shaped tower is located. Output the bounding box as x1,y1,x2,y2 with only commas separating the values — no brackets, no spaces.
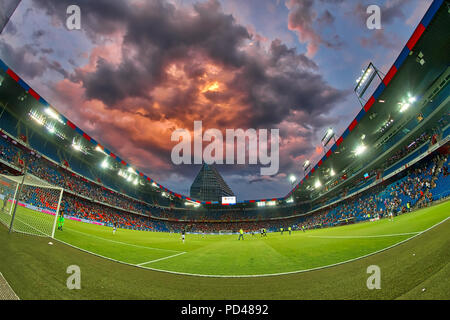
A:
190,164,234,202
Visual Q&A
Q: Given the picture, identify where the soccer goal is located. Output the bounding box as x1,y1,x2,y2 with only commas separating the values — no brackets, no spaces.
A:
0,174,64,238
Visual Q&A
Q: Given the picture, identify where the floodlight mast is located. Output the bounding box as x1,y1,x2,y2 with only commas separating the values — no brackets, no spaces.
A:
354,62,384,107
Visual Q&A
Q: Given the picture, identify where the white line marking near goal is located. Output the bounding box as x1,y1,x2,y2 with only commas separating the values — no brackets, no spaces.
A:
307,231,421,239
67,227,183,253
136,252,187,266
0,272,20,300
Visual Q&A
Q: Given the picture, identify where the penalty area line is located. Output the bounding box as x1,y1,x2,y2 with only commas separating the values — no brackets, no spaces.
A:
136,252,187,266
67,227,183,253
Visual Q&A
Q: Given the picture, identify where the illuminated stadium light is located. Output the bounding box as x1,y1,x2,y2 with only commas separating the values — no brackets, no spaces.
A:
133,178,138,185
29,110,45,126
127,167,136,174
100,159,108,169
330,168,335,177
45,107,63,123
46,123,55,134
152,182,159,188
72,142,82,151
399,94,417,113
95,145,107,155
322,127,335,147
303,160,311,171
314,180,322,189
355,63,376,98
286,198,294,204
267,201,276,206
185,201,200,208
257,201,266,207
354,144,367,156
289,175,296,183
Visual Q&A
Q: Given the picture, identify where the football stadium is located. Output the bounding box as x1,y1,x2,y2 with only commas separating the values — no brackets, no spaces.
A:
0,0,449,304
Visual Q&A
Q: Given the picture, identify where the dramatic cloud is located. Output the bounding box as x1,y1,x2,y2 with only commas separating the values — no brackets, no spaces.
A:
285,0,344,57
0,0,356,199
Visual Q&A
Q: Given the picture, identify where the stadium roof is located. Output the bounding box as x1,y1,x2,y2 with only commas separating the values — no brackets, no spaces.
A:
287,0,450,202
0,0,448,207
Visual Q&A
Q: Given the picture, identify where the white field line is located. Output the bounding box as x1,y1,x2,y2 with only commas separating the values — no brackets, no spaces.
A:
48,215,450,278
0,272,20,300
136,252,187,266
307,231,421,239
67,227,183,253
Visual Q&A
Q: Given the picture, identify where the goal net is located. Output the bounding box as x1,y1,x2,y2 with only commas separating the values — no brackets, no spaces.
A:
0,174,63,238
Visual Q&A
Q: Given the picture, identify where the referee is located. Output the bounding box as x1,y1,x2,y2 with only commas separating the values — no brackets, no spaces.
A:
238,228,244,240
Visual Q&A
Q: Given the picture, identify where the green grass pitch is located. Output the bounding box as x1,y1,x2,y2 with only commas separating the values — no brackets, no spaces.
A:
0,200,449,299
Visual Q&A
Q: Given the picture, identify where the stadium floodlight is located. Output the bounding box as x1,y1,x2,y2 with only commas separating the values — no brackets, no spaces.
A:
314,180,322,189
133,178,138,185
289,175,296,183
286,197,294,204
95,145,107,155
29,110,45,126
72,143,82,151
354,144,367,156
330,168,335,177
257,201,266,207
127,167,136,174
45,107,63,123
185,201,200,207
100,159,108,169
322,128,335,147
267,201,276,206
303,160,311,171
46,123,55,134
355,63,377,98
399,93,417,113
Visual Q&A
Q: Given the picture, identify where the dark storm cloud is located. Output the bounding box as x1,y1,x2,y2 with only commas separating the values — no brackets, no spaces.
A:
286,0,344,56
0,41,46,78
31,0,348,188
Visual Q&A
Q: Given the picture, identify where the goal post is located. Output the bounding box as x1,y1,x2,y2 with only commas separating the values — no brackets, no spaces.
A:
0,174,64,238
0,174,20,228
